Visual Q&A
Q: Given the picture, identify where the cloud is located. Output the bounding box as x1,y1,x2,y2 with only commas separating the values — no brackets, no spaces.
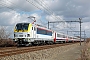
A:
0,11,18,26
0,11,29,26
82,22,90,30
30,13,41,21
0,0,39,12
46,14,64,21
0,0,90,37
44,0,90,19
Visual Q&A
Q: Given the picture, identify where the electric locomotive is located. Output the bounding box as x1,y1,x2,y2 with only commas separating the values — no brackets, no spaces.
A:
14,23,54,46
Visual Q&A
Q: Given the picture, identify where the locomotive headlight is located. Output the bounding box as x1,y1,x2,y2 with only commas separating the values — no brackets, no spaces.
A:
27,34,30,37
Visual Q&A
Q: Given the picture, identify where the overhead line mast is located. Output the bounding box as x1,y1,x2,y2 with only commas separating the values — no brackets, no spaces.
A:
48,20,81,29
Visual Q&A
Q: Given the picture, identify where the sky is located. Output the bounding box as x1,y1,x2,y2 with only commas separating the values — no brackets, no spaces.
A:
0,0,90,38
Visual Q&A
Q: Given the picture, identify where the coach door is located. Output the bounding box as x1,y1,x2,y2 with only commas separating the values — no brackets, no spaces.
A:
34,27,36,38
32,27,36,38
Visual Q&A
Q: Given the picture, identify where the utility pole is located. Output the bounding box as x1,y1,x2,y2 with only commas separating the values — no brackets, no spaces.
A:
48,21,49,29
79,18,82,45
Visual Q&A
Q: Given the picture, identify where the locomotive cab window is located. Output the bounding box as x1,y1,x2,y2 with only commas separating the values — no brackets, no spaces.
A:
15,23,29,30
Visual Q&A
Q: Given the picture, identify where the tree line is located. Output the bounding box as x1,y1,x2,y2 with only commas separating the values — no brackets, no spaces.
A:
0,26,16,47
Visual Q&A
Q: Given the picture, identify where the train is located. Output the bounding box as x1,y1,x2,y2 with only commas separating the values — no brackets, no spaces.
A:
14,23,84,46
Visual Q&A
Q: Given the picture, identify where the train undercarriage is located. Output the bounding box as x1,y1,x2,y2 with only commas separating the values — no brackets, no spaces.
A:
16,38,54,46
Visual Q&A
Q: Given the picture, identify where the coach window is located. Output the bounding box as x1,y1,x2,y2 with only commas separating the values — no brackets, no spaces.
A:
47,31,52,36
37,28,39,34
61,35,63,38
57,34,60,37
63,35,65,38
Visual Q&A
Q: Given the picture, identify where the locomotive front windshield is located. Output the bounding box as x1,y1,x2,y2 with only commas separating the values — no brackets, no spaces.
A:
15,23,29,30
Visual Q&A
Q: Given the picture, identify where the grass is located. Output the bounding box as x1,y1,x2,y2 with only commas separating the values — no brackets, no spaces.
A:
80,39,90,60
0,39,16,47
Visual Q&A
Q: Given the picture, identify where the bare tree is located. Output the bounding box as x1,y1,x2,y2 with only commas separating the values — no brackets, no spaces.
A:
0,26,11,39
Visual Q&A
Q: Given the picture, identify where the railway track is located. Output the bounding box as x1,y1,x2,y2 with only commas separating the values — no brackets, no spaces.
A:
0,43,77,57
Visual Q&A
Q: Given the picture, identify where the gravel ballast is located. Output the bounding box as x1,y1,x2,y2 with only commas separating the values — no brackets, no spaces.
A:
0,43,83,60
